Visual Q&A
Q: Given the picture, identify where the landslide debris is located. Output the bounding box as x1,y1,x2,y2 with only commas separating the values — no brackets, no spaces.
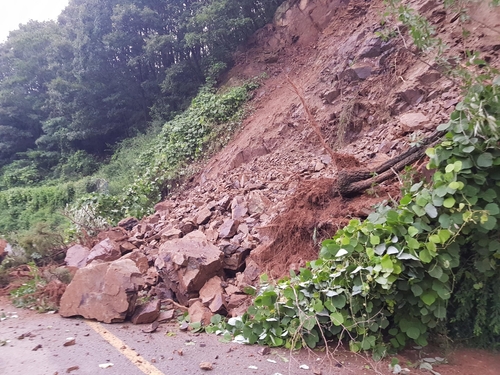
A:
56,0,500,326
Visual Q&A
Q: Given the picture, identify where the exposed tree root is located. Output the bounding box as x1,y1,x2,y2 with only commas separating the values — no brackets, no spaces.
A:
336,131,443,197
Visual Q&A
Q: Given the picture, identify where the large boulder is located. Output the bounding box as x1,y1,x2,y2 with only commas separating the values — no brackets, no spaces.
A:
86,238,121,265
64,244,90,268
155,231,223,305
59,259,144,323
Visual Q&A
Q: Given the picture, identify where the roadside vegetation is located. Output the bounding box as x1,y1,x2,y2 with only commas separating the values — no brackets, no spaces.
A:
204,0,500,358
0,0,278,261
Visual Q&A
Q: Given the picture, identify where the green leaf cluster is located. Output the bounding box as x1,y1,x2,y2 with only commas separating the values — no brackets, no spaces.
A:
213,73,500,354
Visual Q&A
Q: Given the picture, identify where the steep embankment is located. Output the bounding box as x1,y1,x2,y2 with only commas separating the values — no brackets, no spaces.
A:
58,0,500,328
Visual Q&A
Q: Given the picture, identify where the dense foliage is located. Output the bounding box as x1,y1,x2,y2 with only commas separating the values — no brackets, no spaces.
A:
209,67,500,355
0,0,281,176
73,81,259,225
0,79,257,261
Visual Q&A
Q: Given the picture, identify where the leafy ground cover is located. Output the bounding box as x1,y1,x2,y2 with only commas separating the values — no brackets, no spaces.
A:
204,0,500,357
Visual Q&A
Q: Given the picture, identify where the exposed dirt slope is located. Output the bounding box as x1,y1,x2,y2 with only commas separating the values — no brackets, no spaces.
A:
187,0,500,276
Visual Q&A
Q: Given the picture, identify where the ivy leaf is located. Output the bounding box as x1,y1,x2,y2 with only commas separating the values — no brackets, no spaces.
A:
313,300,324,313
443,197,456,208
411,284,423,296
434,302,446,319
331,295,347,309
406,326,421,340
370,235,380,245
438,229,451,243
477,153,493,168
335,249,349,257
408,226,419,237
397,252,419,261
481,215,497,231
412,205,426,217
419,249,433,263
330,312,344,326
374,243,386,255
485,203,500,216
424,203,438,218
381,254,394,271
428,265,443,279
302,315,316,331
421,291,437,305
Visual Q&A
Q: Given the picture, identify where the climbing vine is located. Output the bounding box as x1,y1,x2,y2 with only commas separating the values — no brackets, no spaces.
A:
209,64,500,356
207,0,500,354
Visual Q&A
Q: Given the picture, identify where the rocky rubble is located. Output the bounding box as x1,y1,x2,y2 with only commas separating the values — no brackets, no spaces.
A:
58,0,500,327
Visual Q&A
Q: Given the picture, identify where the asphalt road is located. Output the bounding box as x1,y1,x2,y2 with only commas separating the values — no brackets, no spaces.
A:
0,298,381,375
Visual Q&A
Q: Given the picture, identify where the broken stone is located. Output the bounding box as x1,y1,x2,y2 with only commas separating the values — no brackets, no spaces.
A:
340,64,372,81
86,239,121,265
154,201,173,213
322,89,341,103
144,267,159,286
121,250,149,274
359,38,383,58
160,228,183,241
205,228,219,242
59,259,143,323
223,247,251,271
180,221,197,235
155,231,223,304
199,276,223,305
199,362,213,371
208,293,226,314
224,284,240,295
399,88,424,106
63,337,76,347
157,310,175,322
142,321,160,333
118,241,137,254
400,112,430,131
217,195,231,211
352,64,372,79
242,259,261,283
188,301,212,326
258,347,271,355
237,222,249,235
231,202,248,220
117,217,138,231
226,294,249,310
64,245,90,269
218,219,239,239
247,190,271,215
314,161,325,171
196,207,212,226
131,299,161,324
97,228,128,243
418,71,441,85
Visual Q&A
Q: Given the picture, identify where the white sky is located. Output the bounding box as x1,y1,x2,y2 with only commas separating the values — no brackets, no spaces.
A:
0,0,69,42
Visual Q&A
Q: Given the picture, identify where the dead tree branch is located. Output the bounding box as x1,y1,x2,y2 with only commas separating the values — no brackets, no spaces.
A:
336,131,443,197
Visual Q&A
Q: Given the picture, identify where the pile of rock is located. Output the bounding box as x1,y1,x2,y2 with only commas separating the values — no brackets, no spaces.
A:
58,179,280,326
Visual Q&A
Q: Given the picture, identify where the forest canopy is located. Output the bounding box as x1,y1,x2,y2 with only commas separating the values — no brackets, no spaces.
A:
0,0,282,181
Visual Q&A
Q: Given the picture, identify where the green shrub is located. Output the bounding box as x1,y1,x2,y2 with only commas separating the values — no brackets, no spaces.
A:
210,69,500,355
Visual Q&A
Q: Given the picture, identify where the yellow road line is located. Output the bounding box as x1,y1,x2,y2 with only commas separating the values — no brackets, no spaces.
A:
86,320,165,375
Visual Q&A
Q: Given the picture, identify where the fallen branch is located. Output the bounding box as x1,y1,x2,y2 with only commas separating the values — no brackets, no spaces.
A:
336,131,443,197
